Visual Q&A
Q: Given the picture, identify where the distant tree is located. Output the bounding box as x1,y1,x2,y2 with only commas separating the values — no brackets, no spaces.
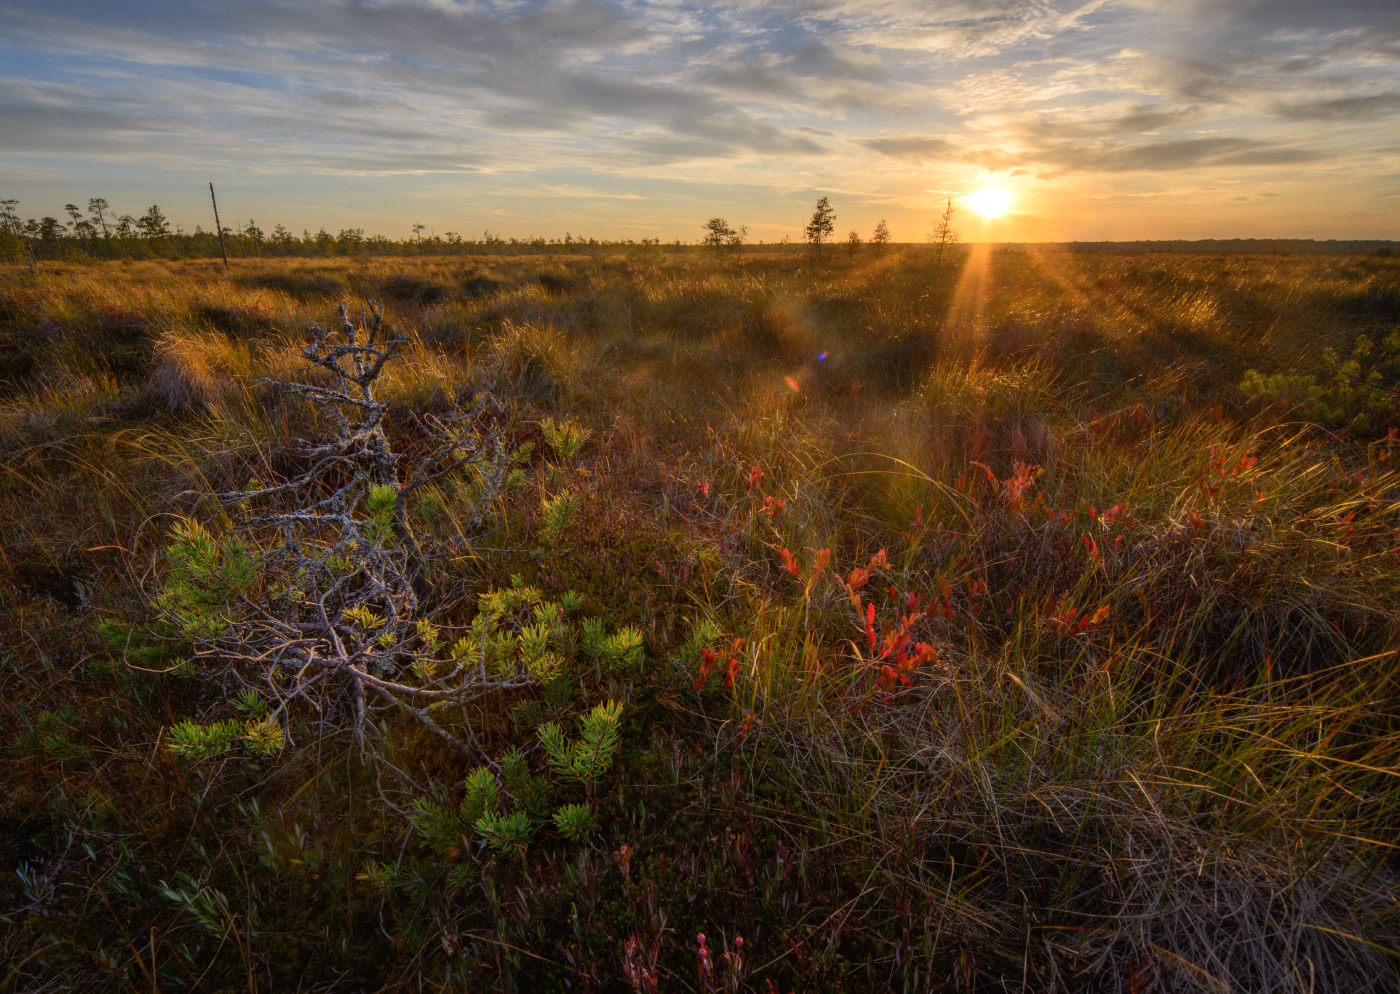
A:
411,222,426,243
0,228,20,263
337,228,365,254
87,198,112,238
115,214,136,239
931,196,958,269
701,217,747,253
846,229,862,257
870,219,891,256
64,203,89,252
0,199,21,234
702,217,735,248
244,219,264,254
38,217,66,242
73,217,97,247
0,201,21,262
805,196,836,256
137,204,170,239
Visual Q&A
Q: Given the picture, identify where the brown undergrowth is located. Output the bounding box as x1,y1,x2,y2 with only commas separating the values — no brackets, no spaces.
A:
1,248,1399,992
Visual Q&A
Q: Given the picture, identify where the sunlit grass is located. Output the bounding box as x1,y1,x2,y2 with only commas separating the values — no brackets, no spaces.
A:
1,246,1398,991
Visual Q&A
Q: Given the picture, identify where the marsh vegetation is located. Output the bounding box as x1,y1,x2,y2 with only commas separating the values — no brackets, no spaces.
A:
2,246,1399,992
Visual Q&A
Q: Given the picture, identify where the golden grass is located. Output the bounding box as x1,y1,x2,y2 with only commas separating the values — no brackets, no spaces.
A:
1,247,1398,992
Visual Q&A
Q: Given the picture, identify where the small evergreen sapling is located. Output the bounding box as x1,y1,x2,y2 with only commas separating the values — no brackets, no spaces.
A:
870,219,891,256
148,302,529,763
538,700,624,801
540,416,593,460
540,491,579,544
552,803,596,844
474,810,533,858
805,196,836,256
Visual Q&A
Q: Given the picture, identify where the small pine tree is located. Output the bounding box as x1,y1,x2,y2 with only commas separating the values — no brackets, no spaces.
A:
540,416,593,460
931,197,959,269
552,803,596,844
138,204,171,240
805,197,836,257
870,219,891,257
87,198,111,238
702,218,735,248
537,700,624,801
474,810,533,858
146,303,528,760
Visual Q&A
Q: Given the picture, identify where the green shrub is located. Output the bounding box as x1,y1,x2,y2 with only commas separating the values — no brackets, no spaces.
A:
551,803,595,844
167,719,244,759
154,519,257,638
474,809,533,858
537,700,623,799
1242,332,1400,434
540,416,593,460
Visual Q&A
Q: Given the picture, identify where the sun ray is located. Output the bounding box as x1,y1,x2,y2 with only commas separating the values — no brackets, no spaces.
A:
946,242,994,331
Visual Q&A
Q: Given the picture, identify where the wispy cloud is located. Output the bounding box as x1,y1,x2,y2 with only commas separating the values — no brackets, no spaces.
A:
1,0,1397,237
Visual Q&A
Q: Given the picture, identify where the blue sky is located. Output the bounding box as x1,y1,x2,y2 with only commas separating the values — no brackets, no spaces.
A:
2,0,1398,241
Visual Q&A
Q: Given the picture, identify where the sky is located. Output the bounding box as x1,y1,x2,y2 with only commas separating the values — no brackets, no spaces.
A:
2,0,1398,242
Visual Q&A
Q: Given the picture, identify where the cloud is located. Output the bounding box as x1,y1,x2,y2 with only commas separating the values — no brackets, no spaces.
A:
789,40,887,82
864,127,1324,175
0,0,1396,234
0,0,854,170
863,135,958,161
1007,102,1204,140
1274,92,1400,121
699,45,901,113
714,0,1061,56
1018,136,1326,173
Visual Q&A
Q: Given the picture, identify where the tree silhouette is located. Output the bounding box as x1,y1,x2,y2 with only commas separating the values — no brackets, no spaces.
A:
805,196,836,256
931,197,959,270
701,218,746,253
870,219,890,257
38,217,66,243
137,204,171,239
702,217,735,248
87,198,112,239
64,203,90,253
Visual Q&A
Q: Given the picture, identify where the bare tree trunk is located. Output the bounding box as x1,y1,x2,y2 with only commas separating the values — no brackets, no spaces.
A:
209,183,229,268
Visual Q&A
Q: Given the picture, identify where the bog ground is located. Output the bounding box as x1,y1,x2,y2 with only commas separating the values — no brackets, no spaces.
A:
2,247,1399,993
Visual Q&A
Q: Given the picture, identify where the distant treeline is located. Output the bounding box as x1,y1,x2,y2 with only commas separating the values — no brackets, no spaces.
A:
0,198,696,261
2,197,1394,263
1027,239,1397,255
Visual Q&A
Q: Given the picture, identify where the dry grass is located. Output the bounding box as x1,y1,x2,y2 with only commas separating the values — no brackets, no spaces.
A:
1,247,1398,992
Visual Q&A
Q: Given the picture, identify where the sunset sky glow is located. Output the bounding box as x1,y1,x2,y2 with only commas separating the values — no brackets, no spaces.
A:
2,0,1397,242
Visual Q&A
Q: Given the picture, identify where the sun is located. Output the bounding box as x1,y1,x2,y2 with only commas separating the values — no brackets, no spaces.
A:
966,187,1012,218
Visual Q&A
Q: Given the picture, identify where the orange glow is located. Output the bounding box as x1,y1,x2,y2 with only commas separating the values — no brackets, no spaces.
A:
966,188,1012,218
